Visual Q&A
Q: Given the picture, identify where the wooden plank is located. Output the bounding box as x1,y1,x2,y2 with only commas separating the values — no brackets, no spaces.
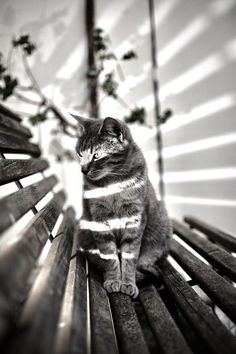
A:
0,102,22,122
8,207,75,354
0,159,49,186
0,132,40,157
0,113,32,139
109,293,150,354
162,261,236,354
0,175,58,234
139,285,192,354
55,241,87,354
184,216,236,252
173,219,236,282
170,239,236,324
89,269,118,354
0,191,65,341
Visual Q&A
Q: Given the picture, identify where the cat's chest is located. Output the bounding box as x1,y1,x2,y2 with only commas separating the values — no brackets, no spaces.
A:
93,193,130,215
87,190,142,219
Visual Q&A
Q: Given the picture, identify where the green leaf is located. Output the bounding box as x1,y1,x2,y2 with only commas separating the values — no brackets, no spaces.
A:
101,73,118,98
99,52,116,61
93,27,109,53
0,64,6,77
124,107,146,124
159,109,172,124
29,111,48,126
121,50,137,60
12,34,30,47
0,75,18,100
12,34,37,55
0,53,6,78
23,43,37,55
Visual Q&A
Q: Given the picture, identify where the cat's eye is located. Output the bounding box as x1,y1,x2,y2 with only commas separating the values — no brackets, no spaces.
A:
93,152,102,160
77,151,82,157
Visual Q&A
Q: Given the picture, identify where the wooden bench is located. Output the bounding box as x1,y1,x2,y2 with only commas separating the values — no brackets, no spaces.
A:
0,103,236,354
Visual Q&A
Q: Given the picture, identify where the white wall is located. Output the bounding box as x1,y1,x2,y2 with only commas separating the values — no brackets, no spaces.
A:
1,0,236,234
157,0,236,234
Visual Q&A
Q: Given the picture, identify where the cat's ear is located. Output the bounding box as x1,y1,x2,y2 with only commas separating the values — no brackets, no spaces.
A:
99,117,124,142
70,114,95,137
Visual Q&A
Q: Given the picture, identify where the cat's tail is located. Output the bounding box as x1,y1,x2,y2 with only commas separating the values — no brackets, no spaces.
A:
136,264,162,287
136,256,169,287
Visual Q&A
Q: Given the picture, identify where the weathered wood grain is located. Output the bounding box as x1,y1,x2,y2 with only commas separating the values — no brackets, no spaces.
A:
140,285,192,354
173,219,236,282
184,216,236,252
109,293,150,354
162,262,236,354
55,244,87,354
171,239,236,323
0,159,49,186
0,175,58,234
8,207,75,354
0,132,40,157
0,103,22,122
69,255,87,354
0,113,32,139
0,191,65,341
89,269,118,354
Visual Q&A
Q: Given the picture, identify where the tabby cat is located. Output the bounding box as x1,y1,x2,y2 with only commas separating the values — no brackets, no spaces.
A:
75,116,172,298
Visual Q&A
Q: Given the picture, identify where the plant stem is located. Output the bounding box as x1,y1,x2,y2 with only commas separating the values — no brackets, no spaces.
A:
96,94,107,109
116,95,130,109
13,91,43,105
22,52,43,95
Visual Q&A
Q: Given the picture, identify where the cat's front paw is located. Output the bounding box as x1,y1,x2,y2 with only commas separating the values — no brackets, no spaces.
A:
120,282,139,298
103,280,121,293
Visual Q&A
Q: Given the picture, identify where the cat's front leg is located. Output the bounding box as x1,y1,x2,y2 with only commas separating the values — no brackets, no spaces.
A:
93,233,122,293
120,230,142,298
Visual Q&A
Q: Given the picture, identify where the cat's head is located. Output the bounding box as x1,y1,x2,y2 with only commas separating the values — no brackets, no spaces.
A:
74,116,135,181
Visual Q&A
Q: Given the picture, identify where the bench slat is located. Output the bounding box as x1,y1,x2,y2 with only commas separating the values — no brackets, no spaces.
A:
69,255,87,354
173,220,236,282
140,285,192,354
0,175,58,234
89,269,118,354
0,113,32,139
184,216,236,252
162,262,236,354
171,239,236,324
0,159,49,186
109,293,150,354
0,132,40,157
55,237,88,354
0,191,65,340
0,103,22,122
9,207,75,354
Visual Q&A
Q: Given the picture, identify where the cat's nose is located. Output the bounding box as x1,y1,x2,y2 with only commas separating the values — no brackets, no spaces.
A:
81,165,89,175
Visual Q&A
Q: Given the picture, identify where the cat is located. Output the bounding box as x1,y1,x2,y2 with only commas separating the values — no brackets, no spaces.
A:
75,115,172,298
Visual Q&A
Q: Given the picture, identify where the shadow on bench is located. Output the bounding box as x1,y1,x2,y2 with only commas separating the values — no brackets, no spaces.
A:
0,104,236,354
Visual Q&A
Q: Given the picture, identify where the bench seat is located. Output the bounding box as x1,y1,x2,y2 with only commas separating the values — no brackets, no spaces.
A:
0,104,235,354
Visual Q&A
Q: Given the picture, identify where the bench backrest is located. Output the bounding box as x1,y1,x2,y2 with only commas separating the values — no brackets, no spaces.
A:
0,104,81,354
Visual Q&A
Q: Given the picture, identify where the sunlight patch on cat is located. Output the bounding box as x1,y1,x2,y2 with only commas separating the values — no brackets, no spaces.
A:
80,215,141,232
83,177,145,199
79,247,118,260
122,252,135,259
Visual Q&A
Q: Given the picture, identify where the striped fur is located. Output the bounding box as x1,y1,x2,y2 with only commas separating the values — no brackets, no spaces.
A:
75,116,172,298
